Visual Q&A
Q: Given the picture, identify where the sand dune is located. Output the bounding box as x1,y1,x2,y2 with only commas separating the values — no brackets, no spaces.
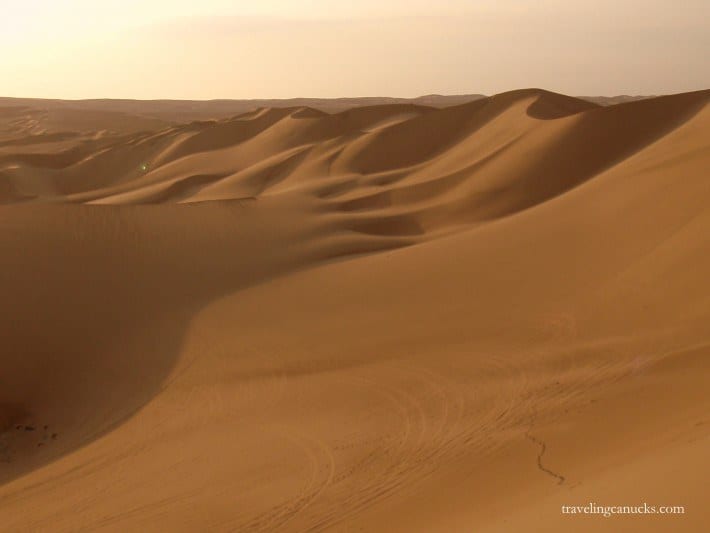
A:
0,88,708,531
0,95,486,127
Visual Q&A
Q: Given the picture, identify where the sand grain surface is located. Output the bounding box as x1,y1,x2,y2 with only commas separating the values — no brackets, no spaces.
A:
0,89,708,531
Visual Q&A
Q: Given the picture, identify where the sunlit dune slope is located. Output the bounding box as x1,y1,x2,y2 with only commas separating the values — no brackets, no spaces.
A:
0,88,708,532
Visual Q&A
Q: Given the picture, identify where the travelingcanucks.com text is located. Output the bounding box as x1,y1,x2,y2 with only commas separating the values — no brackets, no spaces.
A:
561,502,685,518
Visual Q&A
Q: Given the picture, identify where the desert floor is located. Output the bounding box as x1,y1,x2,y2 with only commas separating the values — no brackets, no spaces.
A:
1,88,708,531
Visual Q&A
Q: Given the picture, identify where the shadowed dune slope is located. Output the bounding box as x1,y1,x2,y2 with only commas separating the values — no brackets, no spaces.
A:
0,88,708,532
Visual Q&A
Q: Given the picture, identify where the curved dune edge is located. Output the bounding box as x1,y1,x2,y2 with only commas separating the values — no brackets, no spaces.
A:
0,89,708,531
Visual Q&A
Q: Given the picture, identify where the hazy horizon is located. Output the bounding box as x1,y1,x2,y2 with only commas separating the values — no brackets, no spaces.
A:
3,0,709,100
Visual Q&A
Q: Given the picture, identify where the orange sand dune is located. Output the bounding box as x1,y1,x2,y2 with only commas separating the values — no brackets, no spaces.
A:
0,89,708,532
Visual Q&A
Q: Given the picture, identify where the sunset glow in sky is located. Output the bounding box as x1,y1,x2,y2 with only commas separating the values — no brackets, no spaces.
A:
3,0,708,99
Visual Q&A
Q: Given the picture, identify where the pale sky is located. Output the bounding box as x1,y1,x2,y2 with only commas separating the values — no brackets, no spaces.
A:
2,0,708,99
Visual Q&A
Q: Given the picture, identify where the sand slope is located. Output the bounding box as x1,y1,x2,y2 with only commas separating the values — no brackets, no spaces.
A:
0,89,708,532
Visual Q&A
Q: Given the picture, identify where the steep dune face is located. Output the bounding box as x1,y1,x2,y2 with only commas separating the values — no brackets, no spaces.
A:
0,89,708,532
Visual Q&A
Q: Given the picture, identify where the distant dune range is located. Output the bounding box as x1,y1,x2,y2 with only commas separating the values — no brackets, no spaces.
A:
0,88,708,531
0,93,652,134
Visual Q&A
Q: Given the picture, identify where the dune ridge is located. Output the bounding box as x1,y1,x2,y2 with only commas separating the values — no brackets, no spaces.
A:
0,88,708,532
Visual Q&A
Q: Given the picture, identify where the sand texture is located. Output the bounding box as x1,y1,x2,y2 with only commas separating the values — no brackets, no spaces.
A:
0,88,708,531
